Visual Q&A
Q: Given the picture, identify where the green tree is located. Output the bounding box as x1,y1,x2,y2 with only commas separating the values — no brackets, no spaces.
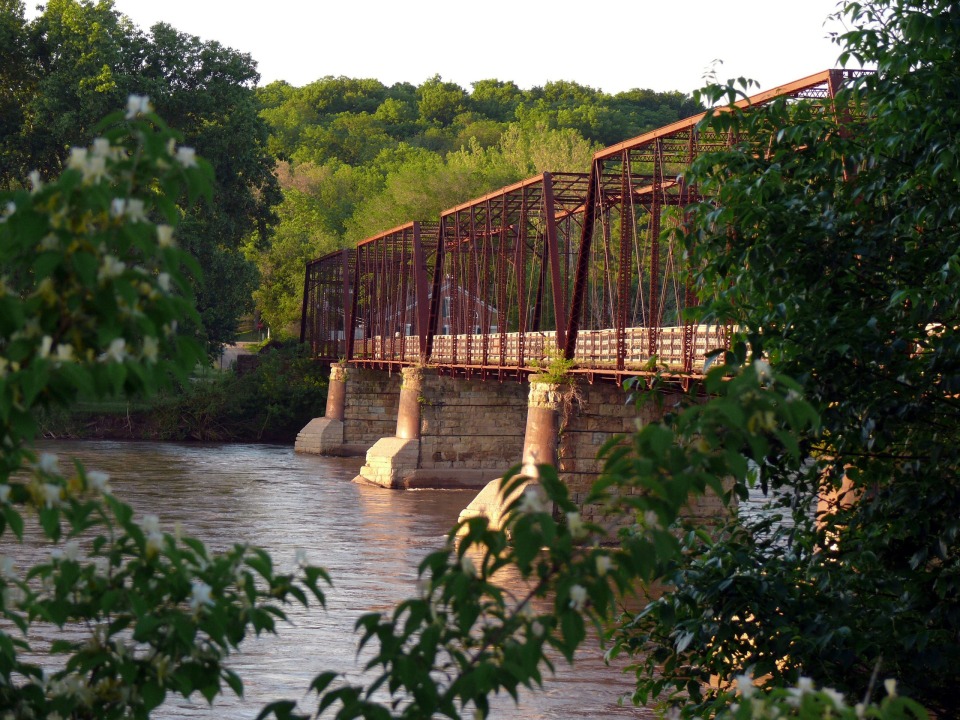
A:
247,164,344,334
136,22,280,351
417,74,468,127
616,1,960,717
17,0,139,179
468,78,525,122
0,0,38,187
498,122,598,175
293,111,393,166
10,1,279,352
345,141,518,242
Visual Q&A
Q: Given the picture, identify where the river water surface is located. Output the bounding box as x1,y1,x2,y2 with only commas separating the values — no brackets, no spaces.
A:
25,440,651,719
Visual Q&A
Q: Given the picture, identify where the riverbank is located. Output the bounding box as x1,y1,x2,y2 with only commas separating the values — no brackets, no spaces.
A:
38,342,328,444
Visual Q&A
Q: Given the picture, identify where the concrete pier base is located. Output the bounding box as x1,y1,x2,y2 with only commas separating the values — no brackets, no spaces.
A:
356,367,423,488
296,364,353,455
459,379,563,531
355,437,420,488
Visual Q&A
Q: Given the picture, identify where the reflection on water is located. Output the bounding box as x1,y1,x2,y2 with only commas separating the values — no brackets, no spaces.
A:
23,440,650,719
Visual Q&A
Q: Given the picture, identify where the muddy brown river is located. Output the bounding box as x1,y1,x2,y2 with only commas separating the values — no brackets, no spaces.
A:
17,440,651,719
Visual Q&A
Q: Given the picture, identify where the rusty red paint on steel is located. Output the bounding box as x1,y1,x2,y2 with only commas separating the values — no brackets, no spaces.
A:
302,69,860,380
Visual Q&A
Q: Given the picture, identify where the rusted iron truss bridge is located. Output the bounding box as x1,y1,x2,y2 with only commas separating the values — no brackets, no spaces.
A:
301,69,864,383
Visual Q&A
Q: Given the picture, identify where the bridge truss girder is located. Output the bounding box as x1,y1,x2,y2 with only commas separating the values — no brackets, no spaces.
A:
302,69,864,382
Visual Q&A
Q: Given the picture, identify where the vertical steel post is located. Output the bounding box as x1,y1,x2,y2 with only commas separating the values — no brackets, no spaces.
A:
344,248,357,361
542,172,568,354
565,158,601,361
648,141,663,360
616,152,633,372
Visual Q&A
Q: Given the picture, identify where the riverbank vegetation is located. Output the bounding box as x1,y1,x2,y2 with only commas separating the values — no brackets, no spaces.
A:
0,0,956,718
37,341,328,443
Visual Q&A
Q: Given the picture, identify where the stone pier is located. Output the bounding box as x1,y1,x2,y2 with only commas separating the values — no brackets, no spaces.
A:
354,367,528,489
295,364,400,457
458,378,565,530
296,365,727,531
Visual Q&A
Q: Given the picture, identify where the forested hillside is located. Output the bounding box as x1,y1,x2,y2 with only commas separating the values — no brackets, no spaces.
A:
1,0,700,342
251,76,701,333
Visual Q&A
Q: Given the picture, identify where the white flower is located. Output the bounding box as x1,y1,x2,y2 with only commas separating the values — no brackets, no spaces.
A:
884,678,897,697
4,585,25,608
125,198,146,223
518,485,548,514
82,155,106,184
595,555,613,577
55,344,74,362
568,584,587,610
28,170,42,193
294,548,308,568
460,553,477,578
156,224,175,248
141,336,159,363
100,338,128,364
157,273,171,293
734,673,755,699
141,514,160,535
788,676,815,706
86,470,110,493
40,233,59,251
753,359,773,385
146,531,164,554
126,94,151,119
98,255,126,282
530,620,545,637
189,580,214,611
39,336,53,359
0,201,14,223
110,198,126,217
642,510,662,531
854,702,866,719
39,453,59,474
93,557,110,577
92,137,111,157
67,147,88,171
175,146,197,168
566,511,586,539
42,483,61,508
62,540,82,562
822,686,846,709
0,556,15,579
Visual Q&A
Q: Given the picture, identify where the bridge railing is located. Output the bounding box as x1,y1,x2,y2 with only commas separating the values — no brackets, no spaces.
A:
349,325,728,374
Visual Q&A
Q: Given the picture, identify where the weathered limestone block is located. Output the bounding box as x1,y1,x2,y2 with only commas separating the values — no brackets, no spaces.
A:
294,417,343,454
355,437,420,489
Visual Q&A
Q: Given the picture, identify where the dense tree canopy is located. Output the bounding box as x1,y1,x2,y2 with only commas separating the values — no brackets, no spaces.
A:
1,0,278,351
613,1,960,717
252,72,699,333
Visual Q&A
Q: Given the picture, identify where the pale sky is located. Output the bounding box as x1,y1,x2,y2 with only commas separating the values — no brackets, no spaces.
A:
30,0,853,95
